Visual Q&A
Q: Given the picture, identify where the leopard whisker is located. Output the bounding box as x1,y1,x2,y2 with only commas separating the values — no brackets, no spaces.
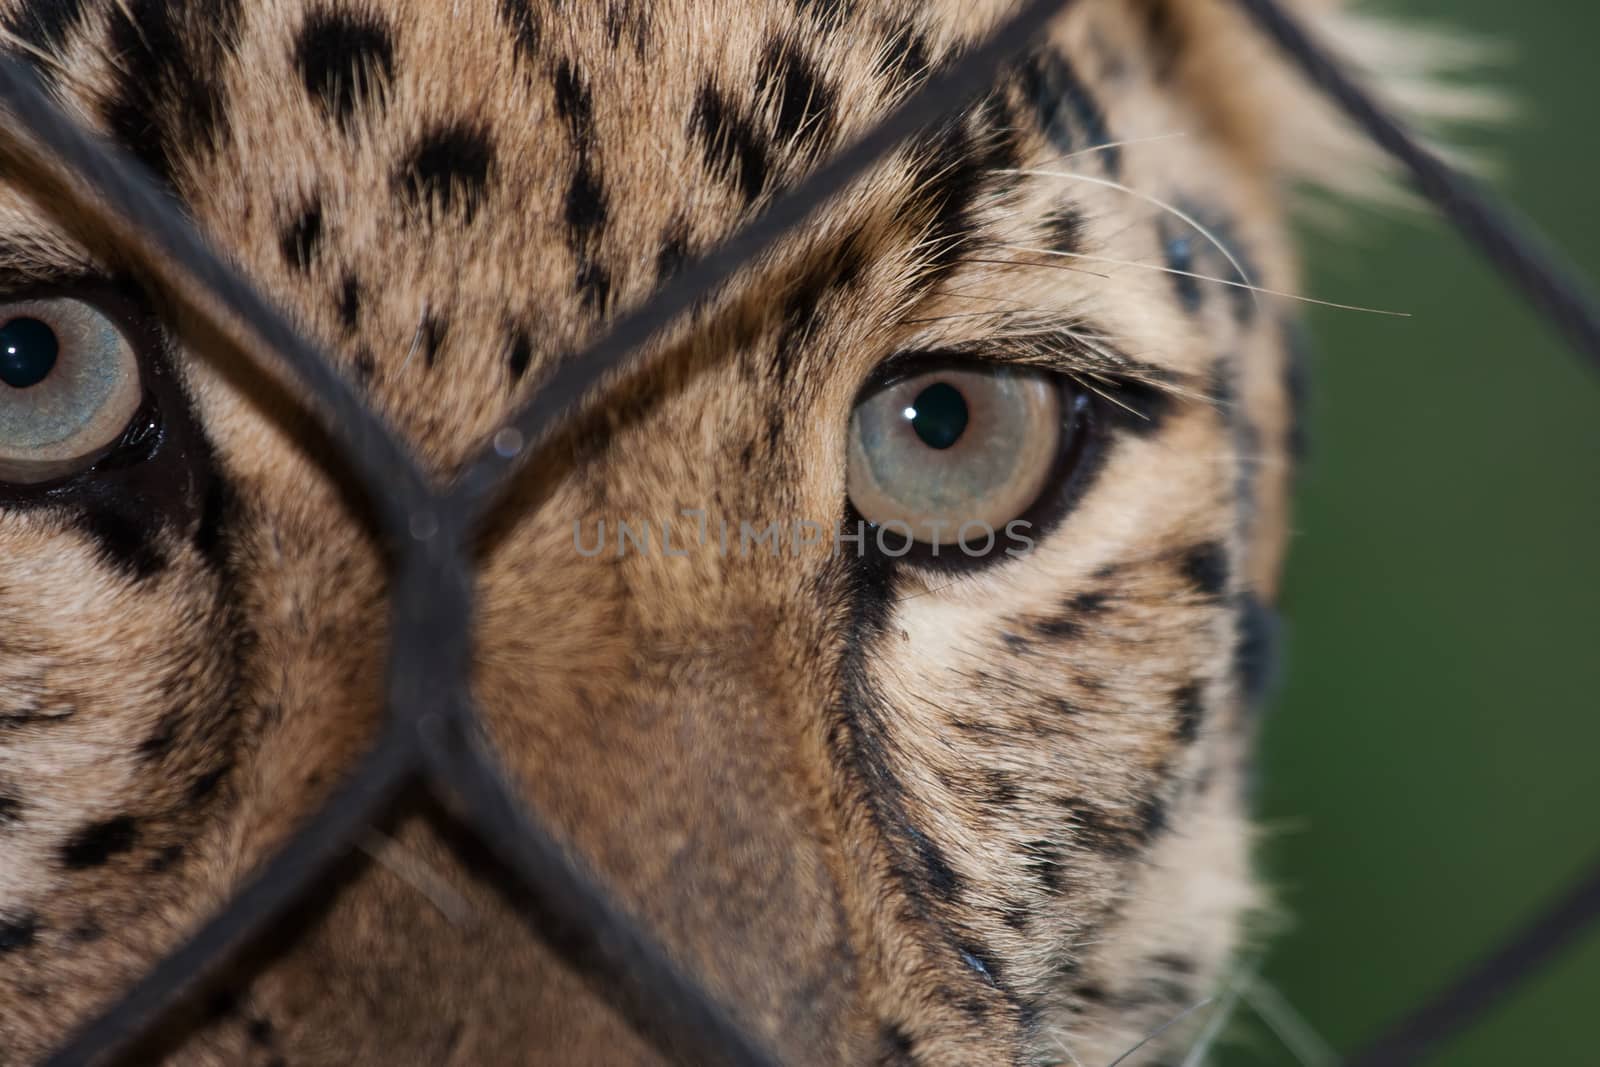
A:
1000,167,1259,298
999,244,1410,317
1239,976,1338,1067
1104,995,1217,1067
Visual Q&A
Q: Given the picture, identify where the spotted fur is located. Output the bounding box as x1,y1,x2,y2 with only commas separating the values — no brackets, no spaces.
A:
0,0,1440,1063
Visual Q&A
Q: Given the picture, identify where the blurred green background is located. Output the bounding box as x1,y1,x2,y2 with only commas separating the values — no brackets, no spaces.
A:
1220,1,1600,1064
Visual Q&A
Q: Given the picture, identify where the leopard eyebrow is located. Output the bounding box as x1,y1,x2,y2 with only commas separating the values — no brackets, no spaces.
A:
0,217,105,282
937,322,1195,390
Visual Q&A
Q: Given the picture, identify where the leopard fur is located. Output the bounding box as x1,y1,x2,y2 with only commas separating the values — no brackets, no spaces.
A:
0,0,1422,1062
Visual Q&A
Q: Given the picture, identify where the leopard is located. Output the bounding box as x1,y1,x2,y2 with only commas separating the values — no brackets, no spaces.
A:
0,0,1478,1063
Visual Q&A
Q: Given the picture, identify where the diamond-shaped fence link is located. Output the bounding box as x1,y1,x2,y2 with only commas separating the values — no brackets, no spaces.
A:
0,0,1589,1064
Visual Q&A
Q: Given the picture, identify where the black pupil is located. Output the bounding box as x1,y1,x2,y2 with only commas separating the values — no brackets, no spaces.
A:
907,381,969,450
0,317,59,390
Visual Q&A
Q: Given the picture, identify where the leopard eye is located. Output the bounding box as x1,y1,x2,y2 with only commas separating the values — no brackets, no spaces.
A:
846,361,1071,551
0,296,144,485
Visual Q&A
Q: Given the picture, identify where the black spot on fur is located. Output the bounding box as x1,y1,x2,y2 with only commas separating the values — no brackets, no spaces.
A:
76,506,166,580
875,1023,919,1067
420,312,448,368
1042,205,1087,254
0,789,21,825
294,10,396,128
351,346,376,383
1034,616,1082,640
138,714,178,759
877,22,931,94
692,82,770,204
1160,219,1203,313
565,162,608,239
758,38,837,153
1181,542,1229,596
1068,590,1108,615
986,770,1021,807
0,913,38,953
772,230,867,380
247,1018,276,1046
280,200,324,273
4,0,90,63
1235,592,1282,713
1056,797,1152,858
1132,0,1184,80
1172,683,1204,743
1284,319,1313,465
797,0,855,28
1001,907,1031,931
575,261,612,311
1024,838,1066,893
552,59,595,146
188,760,233,802
71,918,105,943
61,816,139,870
498,0,540,60
656,224,690,282
901,94,1019,283
1152,952,1198,975
906,824,962,900
1024,50,1119,174
395,123,495,222
103,0,241,186
505,326,533,383
148,843,185,872
337,274,362,331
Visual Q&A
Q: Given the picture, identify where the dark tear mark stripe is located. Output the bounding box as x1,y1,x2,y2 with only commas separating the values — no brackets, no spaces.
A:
77,506,167,580
294,10,396,128
1025,50,1119,174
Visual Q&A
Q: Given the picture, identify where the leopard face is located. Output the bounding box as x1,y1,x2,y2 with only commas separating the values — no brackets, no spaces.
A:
0,0,1398,1062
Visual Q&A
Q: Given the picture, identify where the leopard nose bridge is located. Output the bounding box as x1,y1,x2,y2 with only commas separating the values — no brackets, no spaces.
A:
476,639,866,1059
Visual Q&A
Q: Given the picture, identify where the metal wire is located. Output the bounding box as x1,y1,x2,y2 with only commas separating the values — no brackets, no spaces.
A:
0,0,1591,1063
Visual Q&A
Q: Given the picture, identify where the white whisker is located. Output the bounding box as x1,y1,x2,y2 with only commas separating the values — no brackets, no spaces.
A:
1002,168,1259,302
1104,996,1216,1067
1000,245,1409,317
1240,977,1338,1067
400,300,431,371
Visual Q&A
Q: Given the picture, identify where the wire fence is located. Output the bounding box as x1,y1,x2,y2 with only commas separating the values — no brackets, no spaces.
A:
0,0,1591,1063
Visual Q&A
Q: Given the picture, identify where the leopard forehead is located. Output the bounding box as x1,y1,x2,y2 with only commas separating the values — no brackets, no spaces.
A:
0,0,1310,1063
